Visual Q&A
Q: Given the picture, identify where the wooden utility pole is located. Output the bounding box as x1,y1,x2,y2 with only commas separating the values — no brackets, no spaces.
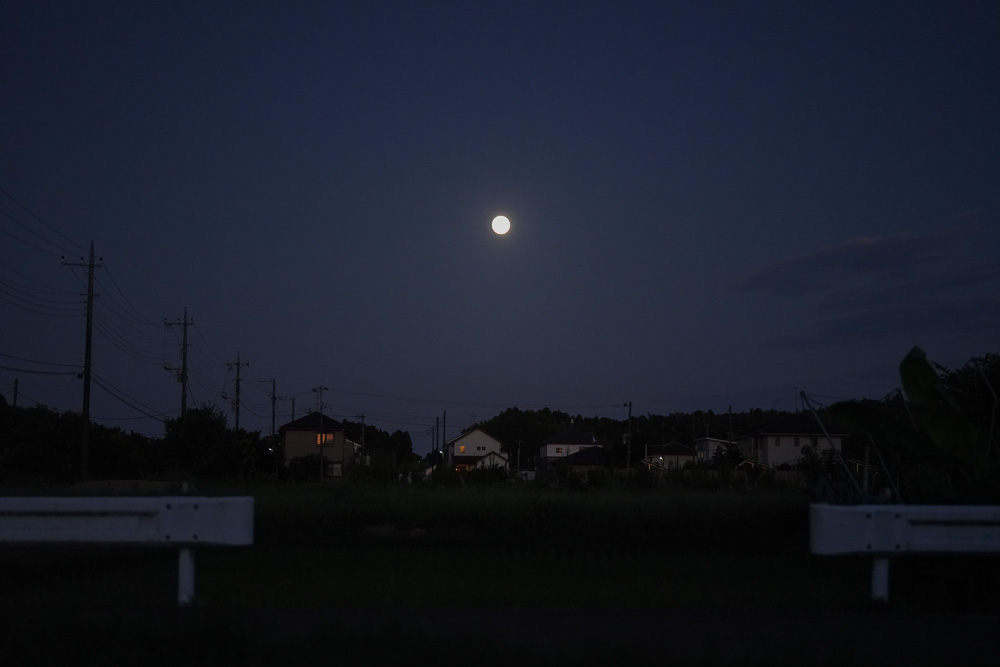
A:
62,241,101,480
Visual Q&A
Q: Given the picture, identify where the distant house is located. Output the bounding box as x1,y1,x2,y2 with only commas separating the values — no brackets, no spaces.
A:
538,429,601,469
279,411,357,477
561,445,610,475
737,413,846,468
445,428,508,472
643,441,695,470
693,437,735,462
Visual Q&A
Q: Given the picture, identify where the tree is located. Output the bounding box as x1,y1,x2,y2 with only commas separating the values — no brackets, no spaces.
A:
162,404,257,479
831,347,1000,503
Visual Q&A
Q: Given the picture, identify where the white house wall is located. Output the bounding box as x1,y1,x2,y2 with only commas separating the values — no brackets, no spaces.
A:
452,430,502,457
285,430,349,463
475,451,509,470
741,434,842,468
539,443,600,460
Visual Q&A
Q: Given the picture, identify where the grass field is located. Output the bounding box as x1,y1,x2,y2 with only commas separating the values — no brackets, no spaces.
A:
1,482,997,665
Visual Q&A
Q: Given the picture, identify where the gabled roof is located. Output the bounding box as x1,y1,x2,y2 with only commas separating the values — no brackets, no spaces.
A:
563,446,609,466
739,413,846,438
543,429,597,446
446,428,501,446
278,411,344,433
647,441,695,456
453,451,509,466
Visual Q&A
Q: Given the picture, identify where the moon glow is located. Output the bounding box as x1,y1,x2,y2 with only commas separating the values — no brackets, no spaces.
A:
491,215,511,235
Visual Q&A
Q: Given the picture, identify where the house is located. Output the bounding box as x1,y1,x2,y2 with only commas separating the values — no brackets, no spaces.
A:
279,411,357,477
445,428,508,472
693,436,735,462
560,445,610,476
538,429,601,469
643,441,695,470
737,413,846,468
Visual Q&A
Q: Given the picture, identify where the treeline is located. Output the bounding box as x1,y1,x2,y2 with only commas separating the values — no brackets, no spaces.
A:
0,402,412,485
463,405,798,470
2,350,995,487
452,351,1000,476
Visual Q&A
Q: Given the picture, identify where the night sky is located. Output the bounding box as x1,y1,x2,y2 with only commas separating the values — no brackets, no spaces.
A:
3,1,998,455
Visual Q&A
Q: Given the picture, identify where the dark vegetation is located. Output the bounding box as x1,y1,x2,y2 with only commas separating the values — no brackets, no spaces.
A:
1,349,994,493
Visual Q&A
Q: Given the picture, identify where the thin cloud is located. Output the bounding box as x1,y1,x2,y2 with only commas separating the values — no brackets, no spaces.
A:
733,232,952,297
766,295,1000,350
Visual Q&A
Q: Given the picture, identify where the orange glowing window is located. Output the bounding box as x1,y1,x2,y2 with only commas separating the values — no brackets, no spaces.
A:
459,445,465,453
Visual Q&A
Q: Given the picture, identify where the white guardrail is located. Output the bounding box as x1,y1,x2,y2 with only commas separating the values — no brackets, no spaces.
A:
810,503,1000,601
0,496,254,607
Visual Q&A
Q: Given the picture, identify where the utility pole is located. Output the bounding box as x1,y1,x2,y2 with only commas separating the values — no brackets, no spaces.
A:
226,352,250,430
62,241,102,481
443,410,448,467
277,396,295,422
313,385,328,482
12,379,17,408
259,378,276,438
624,401,633,469
164,307,193,417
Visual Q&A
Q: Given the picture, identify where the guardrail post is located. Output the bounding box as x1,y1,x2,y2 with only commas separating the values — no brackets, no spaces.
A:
178,547,195,607
871,556,889,601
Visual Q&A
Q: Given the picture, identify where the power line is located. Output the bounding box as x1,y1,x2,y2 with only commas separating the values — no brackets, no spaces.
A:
91,372,169,422
0,184,85,256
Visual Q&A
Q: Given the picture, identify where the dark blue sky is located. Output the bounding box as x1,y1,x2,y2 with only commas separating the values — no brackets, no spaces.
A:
3,1,998,454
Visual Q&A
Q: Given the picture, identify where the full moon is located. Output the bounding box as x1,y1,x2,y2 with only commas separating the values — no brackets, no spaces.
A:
491,215,511,235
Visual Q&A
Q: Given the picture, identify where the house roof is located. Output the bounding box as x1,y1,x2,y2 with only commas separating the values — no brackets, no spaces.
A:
446,427,501,446
646,441,695,457
278,411,344,433
543,429,597,446
452,451,509,466
563,446,609,466
739,413,846,438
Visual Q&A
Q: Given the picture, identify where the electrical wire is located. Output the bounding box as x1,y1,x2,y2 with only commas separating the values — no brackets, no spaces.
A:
0,185,85,256
91,372,169,422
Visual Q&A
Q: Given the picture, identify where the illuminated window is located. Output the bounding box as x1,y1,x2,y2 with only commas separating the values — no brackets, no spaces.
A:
460,445,465,454
556,447,563,454
315,433,334,445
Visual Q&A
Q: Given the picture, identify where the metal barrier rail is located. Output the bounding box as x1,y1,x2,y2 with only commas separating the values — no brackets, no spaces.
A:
0,496,254,606
810,503,1000,601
